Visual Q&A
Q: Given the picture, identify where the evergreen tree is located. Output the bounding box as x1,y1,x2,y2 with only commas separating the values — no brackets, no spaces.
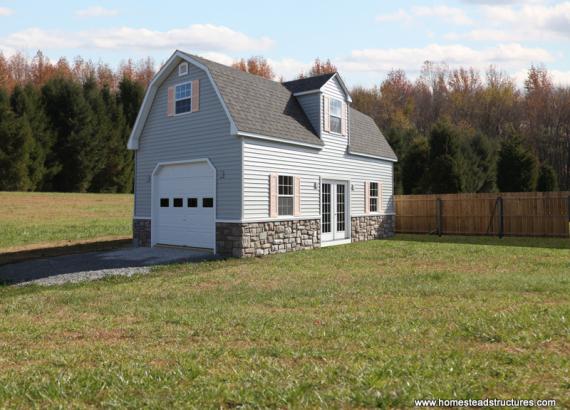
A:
401,136,429,194
496,134,538,192
461,132,496,193
41,77,99,192
427,121,464,193
0,90,33,190
10,84,56,190
536,163,558,192
118,76,145,128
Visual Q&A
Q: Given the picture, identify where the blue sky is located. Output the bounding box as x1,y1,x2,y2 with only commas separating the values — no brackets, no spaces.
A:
1,0,569,86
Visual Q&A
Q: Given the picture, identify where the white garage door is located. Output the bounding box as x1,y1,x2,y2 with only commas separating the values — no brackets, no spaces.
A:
153,161,215,249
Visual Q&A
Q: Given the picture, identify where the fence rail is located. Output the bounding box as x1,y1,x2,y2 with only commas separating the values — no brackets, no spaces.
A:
395,192,570,238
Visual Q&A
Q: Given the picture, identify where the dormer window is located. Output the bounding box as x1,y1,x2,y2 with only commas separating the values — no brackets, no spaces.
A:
175,82,192,114
329,98,342,134
179,62,188,76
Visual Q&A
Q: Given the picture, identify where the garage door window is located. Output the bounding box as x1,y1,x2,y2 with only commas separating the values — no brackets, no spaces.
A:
160,198,169,207
173,198,183,208
187,198,198,208
203,198,214,208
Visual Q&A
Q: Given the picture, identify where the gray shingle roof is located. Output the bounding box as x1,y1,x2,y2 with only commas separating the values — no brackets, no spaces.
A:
282,73,336,94
181,51,396,160
349,108,397,161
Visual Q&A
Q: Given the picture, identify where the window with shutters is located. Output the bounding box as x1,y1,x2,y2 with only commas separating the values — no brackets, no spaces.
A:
278,175,294,216
370,182,379,213
175,82,192,114
329,98,342,134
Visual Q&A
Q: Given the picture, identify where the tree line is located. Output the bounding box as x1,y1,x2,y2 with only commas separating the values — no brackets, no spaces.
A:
0,51,568,193
0,51,149,192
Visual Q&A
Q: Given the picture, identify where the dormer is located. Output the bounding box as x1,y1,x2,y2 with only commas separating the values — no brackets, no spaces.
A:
283,73,352,139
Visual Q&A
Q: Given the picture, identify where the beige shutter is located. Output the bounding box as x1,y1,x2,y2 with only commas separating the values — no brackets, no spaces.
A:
323,95,330,133
293,176,301,217
269,173,278,218
364,181,370,214
341,102,348,136
167,86,175,116
191,79,200,112
378,181,383,213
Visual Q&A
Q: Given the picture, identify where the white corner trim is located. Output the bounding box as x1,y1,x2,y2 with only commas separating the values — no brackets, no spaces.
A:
127,50,237,150
237,131,323,150
347,149,398,163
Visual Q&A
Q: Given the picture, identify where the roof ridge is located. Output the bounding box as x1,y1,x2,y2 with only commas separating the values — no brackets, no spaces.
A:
282,72,336,85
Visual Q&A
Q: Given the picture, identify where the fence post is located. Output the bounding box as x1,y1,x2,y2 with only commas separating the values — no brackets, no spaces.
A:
498,196,504,239
436,198,443,236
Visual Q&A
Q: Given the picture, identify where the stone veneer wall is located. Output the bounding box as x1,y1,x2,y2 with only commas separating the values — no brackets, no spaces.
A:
133,218,151,247
216,219,321,258
351,215,395,242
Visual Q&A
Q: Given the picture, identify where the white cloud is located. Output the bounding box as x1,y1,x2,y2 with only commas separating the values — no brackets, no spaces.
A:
376,5,473,25
375,9,413,24
75,6,118,17
0,24,274,52
412,5,474,25
339,43,553,74
0,7,13,16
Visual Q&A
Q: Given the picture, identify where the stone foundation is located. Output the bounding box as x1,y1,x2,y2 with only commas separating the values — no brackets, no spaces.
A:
351,215,395,242
133,218,151,247
216,219,321,258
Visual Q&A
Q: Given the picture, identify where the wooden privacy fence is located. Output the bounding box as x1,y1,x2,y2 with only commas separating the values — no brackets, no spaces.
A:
395,192,570,238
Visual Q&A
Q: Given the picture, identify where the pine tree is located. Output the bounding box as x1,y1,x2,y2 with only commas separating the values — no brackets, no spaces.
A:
118,76,145,128
41,77,99,192
402,136,429,194
427,121,464,193
0,90,33,190
536,163,558,192
10,84,56,190
461,132,496,193
496,133,538,192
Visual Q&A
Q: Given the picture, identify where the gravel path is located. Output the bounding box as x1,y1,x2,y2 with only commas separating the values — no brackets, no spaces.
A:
18,266,152,286
0,246,214,286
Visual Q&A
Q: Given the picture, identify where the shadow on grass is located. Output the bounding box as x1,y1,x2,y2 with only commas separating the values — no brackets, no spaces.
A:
0,239,132,267
391,233,570,250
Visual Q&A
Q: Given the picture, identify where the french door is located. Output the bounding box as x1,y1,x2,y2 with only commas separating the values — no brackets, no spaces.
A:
321,181,348,242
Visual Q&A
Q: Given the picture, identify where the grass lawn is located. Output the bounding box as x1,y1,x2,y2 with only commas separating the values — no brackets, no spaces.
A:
0,192,132,252
0,235,569,408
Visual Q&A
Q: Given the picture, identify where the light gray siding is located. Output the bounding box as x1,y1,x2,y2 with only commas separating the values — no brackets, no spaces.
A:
243,77,394,220
135,62,241,219
296,93,321,135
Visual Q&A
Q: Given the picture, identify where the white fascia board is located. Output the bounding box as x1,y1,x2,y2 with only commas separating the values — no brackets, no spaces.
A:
237,131,323,150
127,50,237,150
328,73,353,103
347,149,398,163
293,90,320,97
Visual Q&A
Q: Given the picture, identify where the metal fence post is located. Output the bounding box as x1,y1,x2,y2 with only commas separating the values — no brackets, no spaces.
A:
498,196,504,239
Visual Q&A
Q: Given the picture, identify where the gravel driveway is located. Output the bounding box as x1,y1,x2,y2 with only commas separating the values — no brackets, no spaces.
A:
0,246,215,286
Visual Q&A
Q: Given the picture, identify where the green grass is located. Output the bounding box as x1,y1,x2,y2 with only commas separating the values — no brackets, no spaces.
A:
0,192,132,251
1,235,569,408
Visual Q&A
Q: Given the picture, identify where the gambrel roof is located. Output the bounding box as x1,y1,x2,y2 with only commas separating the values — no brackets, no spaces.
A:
128,50,397,162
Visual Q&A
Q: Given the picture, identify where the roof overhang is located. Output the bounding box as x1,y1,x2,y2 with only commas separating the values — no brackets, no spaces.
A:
292,73,352,102
347,148,398,163
127,50,237,150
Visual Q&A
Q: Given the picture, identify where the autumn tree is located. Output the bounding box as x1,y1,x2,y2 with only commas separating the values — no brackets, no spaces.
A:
298,58,337,79
232,56,274,79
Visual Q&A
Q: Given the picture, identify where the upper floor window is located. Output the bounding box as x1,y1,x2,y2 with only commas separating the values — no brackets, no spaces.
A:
175,82,192,114
178,62,188,76
329,98,342,134
370,182,379,213
278,175,294,216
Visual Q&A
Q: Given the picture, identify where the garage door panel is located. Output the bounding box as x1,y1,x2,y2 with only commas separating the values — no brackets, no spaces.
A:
153,161,215,249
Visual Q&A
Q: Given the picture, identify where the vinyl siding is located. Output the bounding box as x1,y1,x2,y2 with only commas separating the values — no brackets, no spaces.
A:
243,77,394,220
135,62,241,219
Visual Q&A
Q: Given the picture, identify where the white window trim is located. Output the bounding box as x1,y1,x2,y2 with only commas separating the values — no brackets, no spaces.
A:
369,182,379,213
178,62,188,76
278,175,294,216
329,98,343,135
174,81,193,116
